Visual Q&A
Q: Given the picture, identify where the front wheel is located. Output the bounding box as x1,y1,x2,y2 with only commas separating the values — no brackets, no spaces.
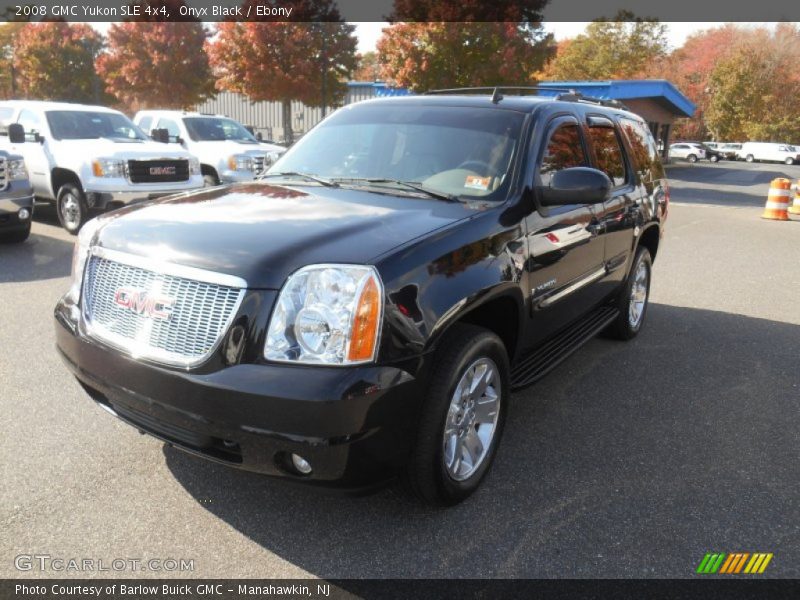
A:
604,246,652,340
57,183,89,235
406,324,509,506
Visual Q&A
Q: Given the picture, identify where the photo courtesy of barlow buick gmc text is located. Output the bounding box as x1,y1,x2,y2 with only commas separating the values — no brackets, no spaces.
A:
1,1,799,599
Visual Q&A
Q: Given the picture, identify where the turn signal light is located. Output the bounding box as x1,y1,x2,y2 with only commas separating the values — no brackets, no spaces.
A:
347,275,381,362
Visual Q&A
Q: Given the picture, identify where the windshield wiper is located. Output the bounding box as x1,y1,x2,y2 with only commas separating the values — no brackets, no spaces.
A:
258,172,339,187
332,178,460,203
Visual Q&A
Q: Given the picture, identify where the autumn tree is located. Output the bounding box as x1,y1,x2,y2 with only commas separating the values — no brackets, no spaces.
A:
0,6,30,99
12,22,105,103
705,26,800,142
378,22,554,91
541,12,668,81
96,21,215,111
353,51,381,82
207,0,357,144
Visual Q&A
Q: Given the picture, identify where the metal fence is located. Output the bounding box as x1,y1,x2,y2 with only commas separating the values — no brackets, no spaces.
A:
192,82,411,143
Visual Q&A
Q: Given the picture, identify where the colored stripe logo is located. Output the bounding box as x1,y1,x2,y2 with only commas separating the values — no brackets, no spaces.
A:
696,553,773,574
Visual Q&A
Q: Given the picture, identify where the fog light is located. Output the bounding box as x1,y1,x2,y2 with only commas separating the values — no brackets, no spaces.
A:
291,453,312,475
18,208,30,220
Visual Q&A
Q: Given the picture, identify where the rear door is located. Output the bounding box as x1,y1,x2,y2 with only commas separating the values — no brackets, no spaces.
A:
584,115,637,291
524,114,607,344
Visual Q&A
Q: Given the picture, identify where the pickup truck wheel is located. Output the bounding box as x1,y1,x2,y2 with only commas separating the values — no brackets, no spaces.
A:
605,246,652,340
0,223,31,244
57,184,88,235
406,324,509,506
203,174,219,187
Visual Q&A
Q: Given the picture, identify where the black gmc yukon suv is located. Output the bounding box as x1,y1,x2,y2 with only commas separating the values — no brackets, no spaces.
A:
55,89,668,505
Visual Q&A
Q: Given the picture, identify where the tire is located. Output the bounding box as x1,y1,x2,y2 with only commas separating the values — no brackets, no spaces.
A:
203,174,219,187
687,154,698,163
785,157,794,165
710,155,719,163
57,183,89,235
604,246,652,341
406,323,510,506
746,154,755,163
0,224,31,244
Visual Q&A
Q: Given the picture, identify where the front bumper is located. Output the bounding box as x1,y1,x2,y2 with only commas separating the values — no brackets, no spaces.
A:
0,183,34,230
54,298,424,490
84,188,200,210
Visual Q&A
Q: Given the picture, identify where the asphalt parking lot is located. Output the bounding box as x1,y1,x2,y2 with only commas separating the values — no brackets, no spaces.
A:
1,160,798,579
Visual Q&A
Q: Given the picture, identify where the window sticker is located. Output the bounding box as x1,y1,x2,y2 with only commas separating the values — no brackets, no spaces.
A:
465,175,491,190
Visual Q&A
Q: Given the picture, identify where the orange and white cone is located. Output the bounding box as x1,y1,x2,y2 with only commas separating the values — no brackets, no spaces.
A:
762,178,791,221
789,180,800,215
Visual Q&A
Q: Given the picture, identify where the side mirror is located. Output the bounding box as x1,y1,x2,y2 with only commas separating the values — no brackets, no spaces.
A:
8,123,25,144
34,132,45,144
540,167,611,206
150,128,170,144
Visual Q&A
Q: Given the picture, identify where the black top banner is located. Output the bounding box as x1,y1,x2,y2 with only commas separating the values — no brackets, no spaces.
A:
0,0,799,22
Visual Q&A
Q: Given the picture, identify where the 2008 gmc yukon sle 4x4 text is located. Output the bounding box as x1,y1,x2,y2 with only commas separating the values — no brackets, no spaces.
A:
55,89,668,505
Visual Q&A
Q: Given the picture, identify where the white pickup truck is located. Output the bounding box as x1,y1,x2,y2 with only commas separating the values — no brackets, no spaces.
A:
0,101,203,234
133,110,285,186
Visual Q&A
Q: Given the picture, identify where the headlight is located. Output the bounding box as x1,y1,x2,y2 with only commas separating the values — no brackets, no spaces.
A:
265,265,383,365
227,154,255,172
66,217,104,303
91,158,126,178
188,157,200,175
7,159,28,181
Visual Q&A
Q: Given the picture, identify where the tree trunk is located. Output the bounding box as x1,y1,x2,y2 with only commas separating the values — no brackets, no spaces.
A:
282,98,293,145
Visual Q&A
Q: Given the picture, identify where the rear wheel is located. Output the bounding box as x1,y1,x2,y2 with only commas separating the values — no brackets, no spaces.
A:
406,324,509,506
57,183,89,235
687,154,698,163
604,246,652,340
746,154,755,163
785,157,795,165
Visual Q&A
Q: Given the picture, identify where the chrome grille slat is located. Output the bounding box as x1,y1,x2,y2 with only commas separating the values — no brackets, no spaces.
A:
0,157,8,191
83,254,244,367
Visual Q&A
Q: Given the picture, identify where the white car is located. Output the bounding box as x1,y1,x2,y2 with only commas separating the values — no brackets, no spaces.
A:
0,101,203,233
737,142,800,165
133,110,285,186
668,142,707,163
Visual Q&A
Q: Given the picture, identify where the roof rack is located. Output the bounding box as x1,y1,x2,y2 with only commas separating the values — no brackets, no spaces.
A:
424,86,629,110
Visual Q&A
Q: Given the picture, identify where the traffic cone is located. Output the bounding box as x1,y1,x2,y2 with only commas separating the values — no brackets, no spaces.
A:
789,180,800,215
762,178,791,221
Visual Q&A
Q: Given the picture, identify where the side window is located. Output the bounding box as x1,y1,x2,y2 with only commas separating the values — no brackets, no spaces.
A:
620,117,661,183
138,116,153,134
588,125,627,187
17,109,43,142
158,118,181,141
539,122,587,187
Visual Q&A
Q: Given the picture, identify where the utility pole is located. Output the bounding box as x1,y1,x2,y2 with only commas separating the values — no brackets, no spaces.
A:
320,23,327,118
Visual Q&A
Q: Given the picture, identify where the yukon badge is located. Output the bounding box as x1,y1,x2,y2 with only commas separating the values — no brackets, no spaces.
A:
114,287,175,320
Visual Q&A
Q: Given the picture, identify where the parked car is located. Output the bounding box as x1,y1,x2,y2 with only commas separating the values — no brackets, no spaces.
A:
0,101,204,234
133,110,285,187
737,142,800,165
719,143,742,160
55,89,668,505
668,142,707,163
700,143,723,162
0,124,34,243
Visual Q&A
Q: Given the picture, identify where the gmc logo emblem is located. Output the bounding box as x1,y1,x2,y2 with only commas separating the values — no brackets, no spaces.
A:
114,287,175,320
149,166,176,176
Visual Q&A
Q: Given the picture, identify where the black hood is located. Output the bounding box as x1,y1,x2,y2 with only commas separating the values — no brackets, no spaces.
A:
95,183,478,289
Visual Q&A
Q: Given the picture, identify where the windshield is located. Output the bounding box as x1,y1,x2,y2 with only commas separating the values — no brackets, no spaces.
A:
268,104,525,200
46,110,147,141
183,116,258,142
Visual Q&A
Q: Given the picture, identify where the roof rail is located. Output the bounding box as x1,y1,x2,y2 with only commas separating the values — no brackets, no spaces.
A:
424,86,629,110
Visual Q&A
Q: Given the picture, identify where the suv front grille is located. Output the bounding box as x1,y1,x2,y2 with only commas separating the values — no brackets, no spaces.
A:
0,157,7,191
127,159,190,184
82,252,245,367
